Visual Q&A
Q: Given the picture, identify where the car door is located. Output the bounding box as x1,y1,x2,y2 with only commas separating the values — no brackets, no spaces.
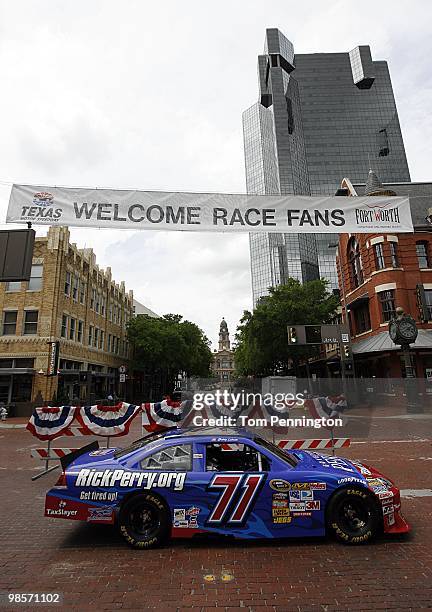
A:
189,439,274,538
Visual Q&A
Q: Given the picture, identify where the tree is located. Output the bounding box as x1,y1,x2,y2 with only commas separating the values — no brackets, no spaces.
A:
127,314,212,396
234,278,339,377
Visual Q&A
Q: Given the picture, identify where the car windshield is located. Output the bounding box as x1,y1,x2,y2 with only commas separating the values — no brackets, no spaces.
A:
254,436,299,467
113,427,178,459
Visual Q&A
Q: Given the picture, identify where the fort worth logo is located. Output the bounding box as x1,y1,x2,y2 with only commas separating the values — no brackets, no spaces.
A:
355,200,400,225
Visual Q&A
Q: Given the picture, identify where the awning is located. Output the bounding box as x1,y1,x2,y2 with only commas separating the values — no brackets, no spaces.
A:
0,368,35,375
352,329,432,354
347,293,369,309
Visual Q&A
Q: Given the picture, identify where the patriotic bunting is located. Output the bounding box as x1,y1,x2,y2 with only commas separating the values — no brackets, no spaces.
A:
26,405,77,441
142,399,191,432
77,402,141,436
304,396,347,425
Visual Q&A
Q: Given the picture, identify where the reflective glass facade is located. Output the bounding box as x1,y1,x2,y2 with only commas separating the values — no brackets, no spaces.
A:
243,28,411,305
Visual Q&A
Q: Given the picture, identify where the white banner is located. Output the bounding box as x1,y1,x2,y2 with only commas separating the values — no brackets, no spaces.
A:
6,184,413,233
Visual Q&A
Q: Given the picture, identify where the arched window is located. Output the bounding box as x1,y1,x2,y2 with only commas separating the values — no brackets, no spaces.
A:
348,238,363,288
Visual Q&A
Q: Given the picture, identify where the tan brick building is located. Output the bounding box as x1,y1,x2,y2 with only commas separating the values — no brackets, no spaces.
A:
0,226,134,414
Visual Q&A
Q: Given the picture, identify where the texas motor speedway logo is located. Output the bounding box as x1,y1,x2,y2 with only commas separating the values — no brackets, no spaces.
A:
19,191,63,222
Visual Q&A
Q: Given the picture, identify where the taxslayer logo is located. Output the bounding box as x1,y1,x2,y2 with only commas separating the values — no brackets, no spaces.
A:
75,468,186,491
19,192,62,221
46,499,78,518
355,201,400,226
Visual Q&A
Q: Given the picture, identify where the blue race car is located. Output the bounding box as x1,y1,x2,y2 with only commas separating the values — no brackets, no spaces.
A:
45,427,409,548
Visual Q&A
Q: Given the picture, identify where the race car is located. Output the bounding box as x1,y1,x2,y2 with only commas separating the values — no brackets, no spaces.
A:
44,427,409,548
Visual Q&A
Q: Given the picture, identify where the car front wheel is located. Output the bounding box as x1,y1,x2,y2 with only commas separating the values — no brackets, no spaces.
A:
327,487,381,544
118,493,170,549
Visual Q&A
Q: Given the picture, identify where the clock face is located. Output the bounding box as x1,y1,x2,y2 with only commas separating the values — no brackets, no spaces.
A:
389,322,398,341
399,320,416,339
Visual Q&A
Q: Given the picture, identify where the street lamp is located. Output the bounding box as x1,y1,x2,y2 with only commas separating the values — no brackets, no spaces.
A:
328,242,356,395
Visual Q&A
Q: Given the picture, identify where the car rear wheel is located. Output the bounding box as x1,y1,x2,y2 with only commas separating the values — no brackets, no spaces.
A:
118,493,170,549
327,487,381,544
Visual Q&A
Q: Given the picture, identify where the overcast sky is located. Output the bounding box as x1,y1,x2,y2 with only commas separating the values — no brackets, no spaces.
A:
0,0,431,348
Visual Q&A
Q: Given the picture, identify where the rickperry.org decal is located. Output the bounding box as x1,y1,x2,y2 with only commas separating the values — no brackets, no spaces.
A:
75,468,186,491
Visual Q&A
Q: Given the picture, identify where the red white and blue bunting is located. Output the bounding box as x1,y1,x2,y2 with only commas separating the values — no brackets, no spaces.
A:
26,405,78,441
141,399,186,432
77,402,141,436
305,396,347,422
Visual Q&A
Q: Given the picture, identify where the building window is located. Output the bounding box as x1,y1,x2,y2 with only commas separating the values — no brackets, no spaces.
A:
100,330,104,350
91,288,96,310
96,292,100,314
2,311,17,335
108,334,111,352
353,304,371,334
23,310,38,335
88,325,93,346
6,281,21,292
390,242,399,267
65,271,71,296
374,244,385,270
69,317,76,341
61,314,68,338
416,241,430,269
348,238,363,288
379,290,396,322
424,290,432,321
94,328,99,348
28,264,43,291
77,320,83,343
80,281,86,304
72,275,79,301
101,295,106,316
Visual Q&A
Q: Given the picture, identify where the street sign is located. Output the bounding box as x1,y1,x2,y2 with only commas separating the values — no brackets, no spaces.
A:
119,365,126,374
47,341,60,377
119,373,126,383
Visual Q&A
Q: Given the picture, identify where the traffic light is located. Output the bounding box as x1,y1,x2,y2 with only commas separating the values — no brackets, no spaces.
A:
288,327,298,344
343,344,350,359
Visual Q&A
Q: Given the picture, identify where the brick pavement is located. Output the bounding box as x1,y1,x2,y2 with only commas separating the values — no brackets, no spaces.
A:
0,418,431,611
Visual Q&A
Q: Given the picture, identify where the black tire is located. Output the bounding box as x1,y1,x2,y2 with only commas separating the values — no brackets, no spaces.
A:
118,493,170,549
326,487,381,544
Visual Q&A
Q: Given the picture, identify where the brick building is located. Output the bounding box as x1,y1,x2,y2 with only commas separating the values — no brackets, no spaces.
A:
336,171,432,381
0,226,135,414
211,318,235,389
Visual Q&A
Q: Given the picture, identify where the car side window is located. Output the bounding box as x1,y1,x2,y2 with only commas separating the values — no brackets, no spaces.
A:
205,443,270,472
140,444,192,471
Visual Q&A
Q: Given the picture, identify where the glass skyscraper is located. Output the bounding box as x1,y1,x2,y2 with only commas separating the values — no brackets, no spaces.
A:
243,28,411,305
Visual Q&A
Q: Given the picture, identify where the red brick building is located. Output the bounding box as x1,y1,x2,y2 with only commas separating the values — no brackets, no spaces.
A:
337,171,432,382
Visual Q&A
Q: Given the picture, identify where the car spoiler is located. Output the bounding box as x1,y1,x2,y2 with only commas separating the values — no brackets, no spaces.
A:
60,441,100,471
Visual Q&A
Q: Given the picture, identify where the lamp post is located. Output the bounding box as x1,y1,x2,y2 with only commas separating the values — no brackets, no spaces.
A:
328,242,354,396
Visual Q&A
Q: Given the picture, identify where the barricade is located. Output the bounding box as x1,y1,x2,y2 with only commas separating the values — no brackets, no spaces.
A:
30,426,113,481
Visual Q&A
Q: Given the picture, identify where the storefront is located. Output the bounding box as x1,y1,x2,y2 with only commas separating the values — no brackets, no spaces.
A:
0,358,35,407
